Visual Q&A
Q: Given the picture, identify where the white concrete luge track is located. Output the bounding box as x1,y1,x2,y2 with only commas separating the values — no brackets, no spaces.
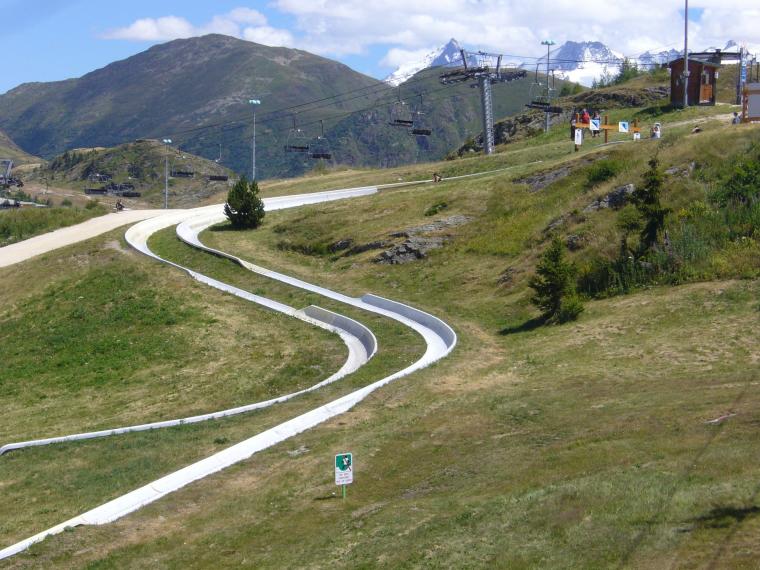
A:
0,186,456,561
0,205,376,454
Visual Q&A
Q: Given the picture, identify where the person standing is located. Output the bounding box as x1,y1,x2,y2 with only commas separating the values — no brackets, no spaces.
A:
591,111,601,137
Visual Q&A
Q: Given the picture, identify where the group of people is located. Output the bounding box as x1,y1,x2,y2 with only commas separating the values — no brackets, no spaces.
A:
570,108,602,141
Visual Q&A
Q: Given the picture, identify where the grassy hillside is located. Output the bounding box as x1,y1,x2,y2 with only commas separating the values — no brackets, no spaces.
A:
2,102,759,568
0,130,40,166
0,202,107,247
28,139,236,208
0,35,383,179
0,35,549,180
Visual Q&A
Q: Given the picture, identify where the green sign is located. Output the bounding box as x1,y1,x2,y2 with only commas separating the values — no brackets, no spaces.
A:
335,452,353,485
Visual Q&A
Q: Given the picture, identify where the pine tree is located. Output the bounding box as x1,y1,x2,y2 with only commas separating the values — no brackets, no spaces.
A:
529,237,584,324
630,157,670,252
224,176,265,229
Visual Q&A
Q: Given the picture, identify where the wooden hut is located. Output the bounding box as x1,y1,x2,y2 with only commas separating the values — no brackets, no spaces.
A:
669,55,720,106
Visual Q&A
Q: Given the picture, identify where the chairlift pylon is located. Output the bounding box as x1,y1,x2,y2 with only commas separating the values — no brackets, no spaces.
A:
284,116,310,153
309,120,332,160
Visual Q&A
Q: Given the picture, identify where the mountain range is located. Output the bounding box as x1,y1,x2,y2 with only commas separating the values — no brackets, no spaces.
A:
385,39,744,88
0,34,546,179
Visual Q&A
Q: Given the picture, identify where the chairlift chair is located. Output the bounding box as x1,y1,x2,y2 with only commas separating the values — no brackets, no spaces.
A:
309,120,332,160
284,117,310,153
389,90,414,128
526,65,551,110
410,95,432,137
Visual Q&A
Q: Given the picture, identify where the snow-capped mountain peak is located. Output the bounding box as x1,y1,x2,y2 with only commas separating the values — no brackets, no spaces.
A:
384,38,463,86
534,41,624,87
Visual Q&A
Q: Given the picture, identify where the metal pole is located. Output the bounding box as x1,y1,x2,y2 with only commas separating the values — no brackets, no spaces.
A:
541,40,555,132
248,99,261,181
683,0,689,108
162,138,171,209
546,42,551,133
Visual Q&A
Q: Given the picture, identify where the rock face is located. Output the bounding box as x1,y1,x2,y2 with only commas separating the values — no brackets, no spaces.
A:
570,87,669,109
374,215,473,264
375,236,447,264
565,234,586,251
346,240,389,256
391,215,473,237
584,183,635,212
517,165,576,193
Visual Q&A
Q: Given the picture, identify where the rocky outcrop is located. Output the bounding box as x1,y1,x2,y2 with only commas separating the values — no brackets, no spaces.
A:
391,215,473,237
570,87,668,109
584,183,635,212
374,215,473,264
375,237,447,264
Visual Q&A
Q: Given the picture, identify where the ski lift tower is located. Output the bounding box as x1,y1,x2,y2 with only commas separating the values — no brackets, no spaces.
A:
440,50,527,155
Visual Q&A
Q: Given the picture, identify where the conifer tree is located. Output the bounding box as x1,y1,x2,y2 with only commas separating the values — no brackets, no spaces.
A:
529,237,584,323
224,176,265,229
631,157,670,252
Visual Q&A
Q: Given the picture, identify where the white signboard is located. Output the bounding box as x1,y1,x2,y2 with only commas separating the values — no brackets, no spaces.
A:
574,128,583,146
633,132,641,141
335,452,353,485
748,83,760,121
618,121,629,133
590,118,601,132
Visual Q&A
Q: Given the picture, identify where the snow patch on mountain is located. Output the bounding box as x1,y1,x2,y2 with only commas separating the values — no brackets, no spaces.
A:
384,38,463,86
384,38,751,88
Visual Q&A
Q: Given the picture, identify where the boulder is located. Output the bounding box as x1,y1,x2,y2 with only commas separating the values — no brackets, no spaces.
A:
584,183,635,212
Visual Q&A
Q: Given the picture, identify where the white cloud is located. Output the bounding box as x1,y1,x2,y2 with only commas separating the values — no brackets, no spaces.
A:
102,7,293,48
243,26,294,47
270,0,760,68
228,7,267,26
103,16,196,42
103,1,760,74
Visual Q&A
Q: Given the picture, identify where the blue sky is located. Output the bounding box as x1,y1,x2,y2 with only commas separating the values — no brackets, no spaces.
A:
1,0,756,95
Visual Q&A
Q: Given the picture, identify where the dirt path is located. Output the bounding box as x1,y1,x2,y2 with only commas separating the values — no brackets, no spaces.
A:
0,209,173,268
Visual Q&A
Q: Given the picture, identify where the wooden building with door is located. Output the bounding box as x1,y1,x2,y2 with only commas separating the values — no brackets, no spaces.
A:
669,55,721,106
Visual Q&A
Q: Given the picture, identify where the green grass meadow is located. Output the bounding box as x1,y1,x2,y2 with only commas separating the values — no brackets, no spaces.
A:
1,102,758,568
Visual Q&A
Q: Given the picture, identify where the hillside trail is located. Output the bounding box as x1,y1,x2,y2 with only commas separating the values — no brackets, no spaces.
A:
0,209,170,268
665,112,734,129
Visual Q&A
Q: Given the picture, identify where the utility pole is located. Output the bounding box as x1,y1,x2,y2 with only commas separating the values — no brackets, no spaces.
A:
683,0,689,108
541,40,556,132
440,50,526,156
249,99,261,180
162,138,172,209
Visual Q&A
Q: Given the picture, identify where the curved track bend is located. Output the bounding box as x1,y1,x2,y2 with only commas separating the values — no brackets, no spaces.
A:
0,187,456,560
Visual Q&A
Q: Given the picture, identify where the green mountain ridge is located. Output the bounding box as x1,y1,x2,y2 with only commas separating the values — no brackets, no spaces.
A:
0,34,551,179
30,139,236,208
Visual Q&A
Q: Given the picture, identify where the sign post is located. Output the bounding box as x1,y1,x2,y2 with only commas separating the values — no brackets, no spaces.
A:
335,452,353,500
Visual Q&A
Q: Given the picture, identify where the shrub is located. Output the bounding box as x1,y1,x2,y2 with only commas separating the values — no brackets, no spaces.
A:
577,256,654,298
529,237,584,323
586,159,624,186
61,198,73,207
424,201,448,217
224,176,265,229
711,144,760,207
